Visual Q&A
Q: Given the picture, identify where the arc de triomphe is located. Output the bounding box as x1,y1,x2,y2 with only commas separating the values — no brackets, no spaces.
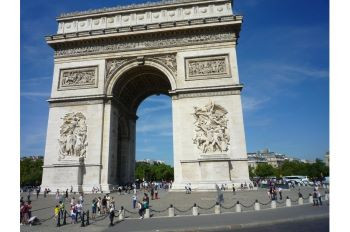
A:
41,0,251,192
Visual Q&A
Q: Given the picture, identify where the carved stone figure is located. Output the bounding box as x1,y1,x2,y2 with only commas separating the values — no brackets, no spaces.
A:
152,54,177,76
58,112,88,160
192,101,230,153
60,68,96,88
188,58,227,77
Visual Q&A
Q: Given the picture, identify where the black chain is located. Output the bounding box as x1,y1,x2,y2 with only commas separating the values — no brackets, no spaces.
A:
174,206,193,213
150,207,170,213
240,202,255,208
260,200,272,206
290,198,299,203
124,208,138,215
276,200,284,205
40,214,55,223
221,203,237,210
197,203,217,210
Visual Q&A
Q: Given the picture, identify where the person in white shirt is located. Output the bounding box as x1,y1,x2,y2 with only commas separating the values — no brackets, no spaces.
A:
76,201,83,222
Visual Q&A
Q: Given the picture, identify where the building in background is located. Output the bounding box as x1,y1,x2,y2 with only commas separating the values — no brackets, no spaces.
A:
137,159,166,165
20,155,44,161
324,151,329,166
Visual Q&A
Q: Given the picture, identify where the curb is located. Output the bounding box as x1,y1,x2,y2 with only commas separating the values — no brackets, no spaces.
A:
144,214,329,232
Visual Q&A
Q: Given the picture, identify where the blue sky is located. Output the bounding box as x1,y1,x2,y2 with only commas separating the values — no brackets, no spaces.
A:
20,0,329,165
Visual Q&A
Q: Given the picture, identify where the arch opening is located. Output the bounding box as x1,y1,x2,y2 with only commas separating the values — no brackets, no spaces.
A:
108,64,173,186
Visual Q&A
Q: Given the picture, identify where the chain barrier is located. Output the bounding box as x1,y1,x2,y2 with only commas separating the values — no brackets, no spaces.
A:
197,203,217,210
276,200,284,205
124,208,138,215
240,202,255,208
174,206,193,213
39,214,55,223
290,198,299,203
259,200,272,206
221,203,237,210
150,206,170,213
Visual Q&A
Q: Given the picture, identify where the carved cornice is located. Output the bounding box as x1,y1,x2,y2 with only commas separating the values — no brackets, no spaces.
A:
53,26,237,58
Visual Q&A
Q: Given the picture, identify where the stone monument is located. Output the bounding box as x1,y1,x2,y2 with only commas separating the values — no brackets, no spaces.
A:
41,0,251,192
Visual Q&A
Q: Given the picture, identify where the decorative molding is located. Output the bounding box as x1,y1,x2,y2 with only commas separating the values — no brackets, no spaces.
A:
185,55,230,80
58,112,88,160
192,101,230,153
54,29,235,57
171,90,240,100
58,66,98,90
150,53,177,76
105,58,132,84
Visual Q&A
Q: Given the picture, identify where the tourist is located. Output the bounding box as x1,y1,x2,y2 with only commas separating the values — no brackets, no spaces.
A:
70,185,73,193
151,187,154,200
143,193,149,208
27,191,31,202
106,194,111,209
20,201,29,225
70,204,77,224
132,194,137,208
137,201,144,219
27,201,32,219
65,189,69,199
20,201,24,225
44,188,47,198
102,196,107,214
278,187,283,200
70,197,76,206
110,197,115,209
249,183,253,190
109,204,115,226
79,192,84,204
188,183,192,193
76,201,83,222
155,188,159,199
313,189,319,206
317,189,322,206
59,201,65,218
91,198,97,219
97,197,102,215
36,187,40,199
55,189,60,201
54,205,60,222
232,185,236,195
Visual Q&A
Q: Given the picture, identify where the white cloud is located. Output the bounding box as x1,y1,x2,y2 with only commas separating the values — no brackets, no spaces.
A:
242,95,270,112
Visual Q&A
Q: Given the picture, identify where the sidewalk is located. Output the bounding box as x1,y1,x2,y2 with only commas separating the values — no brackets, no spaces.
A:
21,203,329,232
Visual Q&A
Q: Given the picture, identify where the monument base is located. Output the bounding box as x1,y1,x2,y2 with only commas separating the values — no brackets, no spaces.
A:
170,179,253,192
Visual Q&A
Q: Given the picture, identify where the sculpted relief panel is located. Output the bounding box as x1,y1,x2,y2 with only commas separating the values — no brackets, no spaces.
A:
58,112,88,160
58,66,98,90
186,55,231,80
192,101,230,154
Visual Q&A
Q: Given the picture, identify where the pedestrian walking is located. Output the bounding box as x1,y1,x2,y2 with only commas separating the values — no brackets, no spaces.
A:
65,189,69,199
155,189,159,199
59,201,65,218
102,196,107,214
137,201,145,219
70,204,77,224
132,194,137,209
109,205,115,226
70,197,76,206
313,189,319,206
151,188,154,200
44,188,47,198
55,189,60,201
70,185,73,193
54,205,60,222
232,185,236,195
36,187,40,199
79,192,84,204
76,201,83,222
91,198,97,219
278,187,283,200
97,197,102,215
317,190,322,206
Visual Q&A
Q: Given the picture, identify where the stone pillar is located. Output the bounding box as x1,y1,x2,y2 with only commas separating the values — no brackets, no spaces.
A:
118,208,125,221
286,197,291,207
236,202,241,212
144,209,150,218
271,200,276,209
214,204,221,214
193,205,199,216
309,194,313,204
325,193,329,201
254,200,260,211
169,205,175,217
298,198,303,205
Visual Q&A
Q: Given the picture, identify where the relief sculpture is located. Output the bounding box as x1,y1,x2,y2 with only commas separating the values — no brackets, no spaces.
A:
188,59,226,77
192,101,230,153
58,112,88,160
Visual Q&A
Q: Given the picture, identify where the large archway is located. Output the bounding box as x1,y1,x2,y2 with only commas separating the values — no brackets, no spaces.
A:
106,62,173,186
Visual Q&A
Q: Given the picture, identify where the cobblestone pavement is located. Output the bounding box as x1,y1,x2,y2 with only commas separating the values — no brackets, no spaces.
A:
20,186,328,231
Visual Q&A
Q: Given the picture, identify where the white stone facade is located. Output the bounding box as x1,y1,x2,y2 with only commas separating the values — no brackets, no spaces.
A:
41,0,251,192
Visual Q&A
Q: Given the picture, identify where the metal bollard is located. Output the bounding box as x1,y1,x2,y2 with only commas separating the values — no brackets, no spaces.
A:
169,204,175,217
214,202,221,214
56,211,61,227
144,208,150,218
81,211,85,227
193,203,199,216
325,193,329,201
254,200,260,211
236,201,241,212
309,194,313,204
119,206,125,221
86,210,90,225
63,210,67,225
271,200,276,209
286,196,291,207
298,197,303,205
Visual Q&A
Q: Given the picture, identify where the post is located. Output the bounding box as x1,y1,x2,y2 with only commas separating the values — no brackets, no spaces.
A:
63,210,67,225
56,211,61,227
80,211,85,227
271,200,276,209
86,210,90,225
286,196,291,207
325,193,329,201
236,201,241,212
298,197,303,205
214,202,221,214
119,206,125,221
254,200,260,211
169,204,175,217
192,203,199,216
309,193,313,204
144,209,150,218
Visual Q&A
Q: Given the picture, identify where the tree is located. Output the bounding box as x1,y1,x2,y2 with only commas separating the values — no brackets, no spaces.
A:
248,166,255,178
255,163,275,177
135,162,174,181
20,158,43,186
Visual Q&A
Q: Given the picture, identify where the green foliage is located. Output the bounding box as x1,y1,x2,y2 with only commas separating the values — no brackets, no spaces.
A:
248,166,256,177
135,162,174,181
251,159,329,179
255,163,275,177
20,158,43,186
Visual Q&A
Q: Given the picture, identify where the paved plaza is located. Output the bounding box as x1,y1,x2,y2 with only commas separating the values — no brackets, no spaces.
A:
20,186,329,231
